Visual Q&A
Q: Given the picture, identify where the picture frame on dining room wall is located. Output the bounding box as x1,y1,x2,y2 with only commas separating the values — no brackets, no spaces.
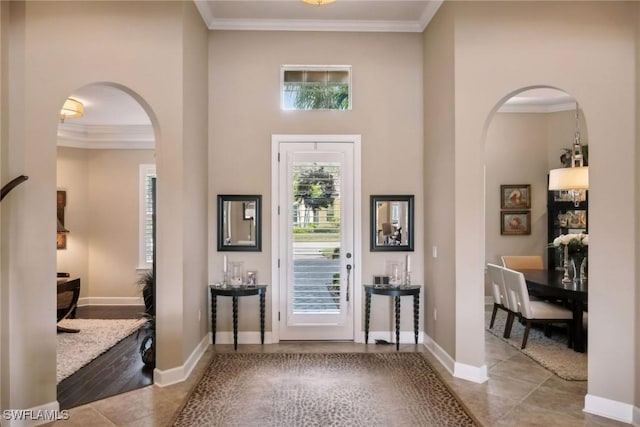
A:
500,184,531,210
500,211,531,235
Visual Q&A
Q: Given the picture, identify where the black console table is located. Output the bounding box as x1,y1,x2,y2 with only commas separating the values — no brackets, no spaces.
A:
209,284,267,350
364,285,421,351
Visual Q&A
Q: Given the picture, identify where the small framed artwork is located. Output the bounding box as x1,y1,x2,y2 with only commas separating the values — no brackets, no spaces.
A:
246,271,257,286
501,211,531,235
500,184,531,210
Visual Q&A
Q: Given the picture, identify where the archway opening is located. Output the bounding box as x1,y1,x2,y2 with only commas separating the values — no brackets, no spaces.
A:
483,86,589,386
55,82,157,408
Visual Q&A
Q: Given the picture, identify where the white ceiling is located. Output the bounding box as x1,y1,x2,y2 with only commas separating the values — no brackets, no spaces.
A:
67,85,149,126
194,0,443,32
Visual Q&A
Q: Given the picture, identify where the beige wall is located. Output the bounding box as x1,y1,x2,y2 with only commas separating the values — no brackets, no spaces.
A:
0,0,7,408
485,113,549,269
1,0,208,410
436,0,637,413
636,3,640,415
57,147,156,300
56,147,89,293
484,109,589,280
209,31,424,333
423,3,456,358
180,0,209,365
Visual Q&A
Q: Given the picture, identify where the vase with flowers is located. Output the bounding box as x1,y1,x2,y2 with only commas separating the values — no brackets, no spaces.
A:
550,233,588,283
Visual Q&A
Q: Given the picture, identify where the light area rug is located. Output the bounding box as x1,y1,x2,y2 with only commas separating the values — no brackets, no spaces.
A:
486,310,587,381
57,318,145,384
172,352,478,427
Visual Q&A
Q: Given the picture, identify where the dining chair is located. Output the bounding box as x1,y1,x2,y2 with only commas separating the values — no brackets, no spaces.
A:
486,263,514,336
501,255,544,270
502,267,574,349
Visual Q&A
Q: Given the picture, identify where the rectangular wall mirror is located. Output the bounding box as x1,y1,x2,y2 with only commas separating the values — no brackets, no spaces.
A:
370,195,414,252
217,195,262,251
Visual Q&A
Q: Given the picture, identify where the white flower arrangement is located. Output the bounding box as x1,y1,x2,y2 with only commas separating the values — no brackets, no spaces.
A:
551,233,588,250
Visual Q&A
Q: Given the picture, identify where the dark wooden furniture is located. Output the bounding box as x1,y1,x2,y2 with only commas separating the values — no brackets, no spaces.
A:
364,284,420,351
57,276,81,333
209,284,267,350
547,188,588,270
519,269,587,353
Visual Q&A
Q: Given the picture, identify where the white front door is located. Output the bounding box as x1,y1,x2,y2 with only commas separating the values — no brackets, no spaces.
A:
273,136,360,341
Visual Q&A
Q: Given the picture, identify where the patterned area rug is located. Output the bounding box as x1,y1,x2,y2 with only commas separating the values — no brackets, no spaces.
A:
57,318,145,384
173,353,477,427
486,310,587,381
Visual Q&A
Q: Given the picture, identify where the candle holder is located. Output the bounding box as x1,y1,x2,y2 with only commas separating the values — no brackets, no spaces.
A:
229,261,244,286
404,271,412,286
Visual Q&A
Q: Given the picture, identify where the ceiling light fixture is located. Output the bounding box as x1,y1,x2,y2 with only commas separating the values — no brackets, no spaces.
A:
60,98,84,123
548,102,589,207
302,0,336,5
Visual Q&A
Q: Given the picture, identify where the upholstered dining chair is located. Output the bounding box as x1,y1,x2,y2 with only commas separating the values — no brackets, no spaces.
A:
501,267,574,349
501,255,544,270
486,263,514,335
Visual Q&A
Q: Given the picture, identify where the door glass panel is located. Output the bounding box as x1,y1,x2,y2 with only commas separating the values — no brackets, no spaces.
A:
292,161,341,314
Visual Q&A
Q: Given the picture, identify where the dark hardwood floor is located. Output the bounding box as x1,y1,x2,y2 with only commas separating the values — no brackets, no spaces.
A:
57,305,154,410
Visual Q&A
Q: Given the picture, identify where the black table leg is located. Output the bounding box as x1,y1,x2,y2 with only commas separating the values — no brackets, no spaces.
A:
260,292,265,345
394,295,400,351
571,300,586,353
364,292,371,344
211,292,217,344
232,295,239,350
413,293,419,344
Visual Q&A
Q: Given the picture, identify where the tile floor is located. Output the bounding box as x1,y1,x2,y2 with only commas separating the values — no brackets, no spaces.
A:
47,334,629,427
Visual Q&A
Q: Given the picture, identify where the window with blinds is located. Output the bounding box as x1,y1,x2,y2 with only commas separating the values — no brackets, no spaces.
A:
139,164,156,269
281,66,351,110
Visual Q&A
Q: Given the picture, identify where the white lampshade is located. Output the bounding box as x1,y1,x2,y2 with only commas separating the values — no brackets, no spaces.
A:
548,166,589,191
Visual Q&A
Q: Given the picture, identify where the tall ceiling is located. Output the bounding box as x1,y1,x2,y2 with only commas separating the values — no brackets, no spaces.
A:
194,0,443,33
58,2,575,144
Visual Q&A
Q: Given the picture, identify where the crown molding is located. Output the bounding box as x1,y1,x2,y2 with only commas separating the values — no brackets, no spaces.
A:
195,1,443,33
207,18,424,32
57,123,154,150
419,1,443,31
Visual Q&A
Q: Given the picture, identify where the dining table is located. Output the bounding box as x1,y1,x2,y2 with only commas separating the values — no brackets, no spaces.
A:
518,268,587,353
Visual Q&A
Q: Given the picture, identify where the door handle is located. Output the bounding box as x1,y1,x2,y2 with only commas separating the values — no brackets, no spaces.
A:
346,264,352,302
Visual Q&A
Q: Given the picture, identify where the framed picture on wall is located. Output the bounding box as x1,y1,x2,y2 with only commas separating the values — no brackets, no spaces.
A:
500,211,531,235
500,184,531,210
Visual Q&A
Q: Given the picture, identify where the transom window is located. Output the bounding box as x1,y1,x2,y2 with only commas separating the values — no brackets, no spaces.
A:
281,66,352,111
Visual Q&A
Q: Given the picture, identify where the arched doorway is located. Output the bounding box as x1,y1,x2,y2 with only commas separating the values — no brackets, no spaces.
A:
55,83,157,408
483,86,589,384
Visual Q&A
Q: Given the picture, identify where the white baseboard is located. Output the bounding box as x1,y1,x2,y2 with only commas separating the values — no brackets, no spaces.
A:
584,394,635,424
2,400,67,427
423,332,488,384
211,331,275,345
423,332,455,375
77,297,144,306
154,333,209,387
633,405,640,426
454,361,488,384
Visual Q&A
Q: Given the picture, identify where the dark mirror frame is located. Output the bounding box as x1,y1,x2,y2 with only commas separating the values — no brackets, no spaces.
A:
217,194,262,252
370,195,415,252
